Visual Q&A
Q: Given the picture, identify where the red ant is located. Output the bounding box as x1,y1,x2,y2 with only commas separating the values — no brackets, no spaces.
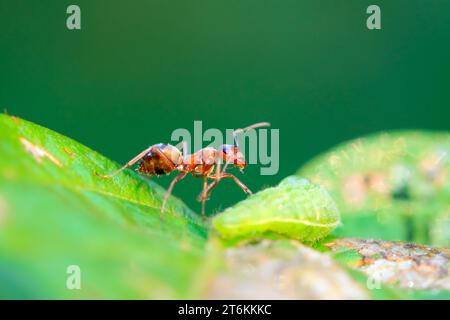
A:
99,122,270,220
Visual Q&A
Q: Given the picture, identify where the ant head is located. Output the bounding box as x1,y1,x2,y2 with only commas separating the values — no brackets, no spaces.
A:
219,122,271,172
220,144,247,170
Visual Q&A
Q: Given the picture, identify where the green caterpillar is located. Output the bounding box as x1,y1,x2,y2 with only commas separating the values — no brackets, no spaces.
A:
212,177,341,242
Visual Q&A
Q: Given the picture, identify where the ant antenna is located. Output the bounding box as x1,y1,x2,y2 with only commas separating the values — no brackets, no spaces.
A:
221,122,271,174
232,122,271,147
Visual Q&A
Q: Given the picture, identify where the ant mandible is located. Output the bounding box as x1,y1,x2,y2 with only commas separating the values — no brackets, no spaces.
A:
99,122,270,220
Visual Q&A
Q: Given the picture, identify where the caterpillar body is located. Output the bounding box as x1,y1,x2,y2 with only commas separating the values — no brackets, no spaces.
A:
212,176,341,242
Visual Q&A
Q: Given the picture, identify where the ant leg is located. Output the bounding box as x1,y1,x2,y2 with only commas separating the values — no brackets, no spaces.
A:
200,176,208,221
197,158,232,200
197,172,252,202
197,180,218,202
221,158,233,175
197,173,253,200
196,162,221,202
98,146,154,178
220,173,252,195
215,159,222,181
161,172,187,220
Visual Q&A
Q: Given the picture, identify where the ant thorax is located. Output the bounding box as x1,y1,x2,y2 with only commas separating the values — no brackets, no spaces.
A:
183,147,218,176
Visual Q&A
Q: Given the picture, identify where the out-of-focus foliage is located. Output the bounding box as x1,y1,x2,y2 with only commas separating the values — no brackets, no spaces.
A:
297,131,450,247
207,239,368,299
0,114,209,299
326,238,450,300
212,177,340,243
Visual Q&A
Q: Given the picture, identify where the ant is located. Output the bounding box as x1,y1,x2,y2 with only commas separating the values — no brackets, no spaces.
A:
99,122,270,220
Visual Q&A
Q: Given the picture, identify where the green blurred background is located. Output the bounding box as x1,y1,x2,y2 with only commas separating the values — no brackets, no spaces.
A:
1,1,449,214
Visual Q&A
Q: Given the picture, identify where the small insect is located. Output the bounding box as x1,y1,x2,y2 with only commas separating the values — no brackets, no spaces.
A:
99,122,270,219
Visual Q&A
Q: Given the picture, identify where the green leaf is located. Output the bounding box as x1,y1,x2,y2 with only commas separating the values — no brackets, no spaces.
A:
0,114,209,299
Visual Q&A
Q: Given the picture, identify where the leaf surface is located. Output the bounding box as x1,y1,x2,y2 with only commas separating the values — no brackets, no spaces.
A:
0,114,208,299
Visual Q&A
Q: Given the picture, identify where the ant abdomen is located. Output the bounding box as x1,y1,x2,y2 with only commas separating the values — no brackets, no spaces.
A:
137,143,182,176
